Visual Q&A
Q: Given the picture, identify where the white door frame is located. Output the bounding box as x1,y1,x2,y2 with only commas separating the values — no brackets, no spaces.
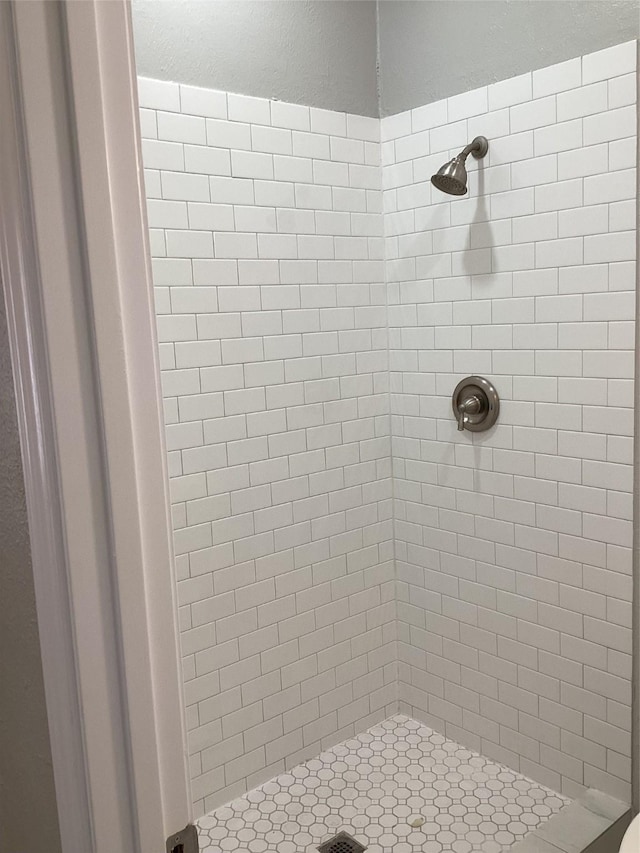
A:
0,1,190,851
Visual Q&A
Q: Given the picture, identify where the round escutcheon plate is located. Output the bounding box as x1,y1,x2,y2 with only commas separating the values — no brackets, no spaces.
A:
452,375,500,432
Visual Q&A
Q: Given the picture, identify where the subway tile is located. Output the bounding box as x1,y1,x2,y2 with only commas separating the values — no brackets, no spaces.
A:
511,154,558,189
251,125,292,155
582,40,637,85
533,57,582,98
347,114,380,143
311,107,348,137
490,130,535,164
609,199,636,232
534,178,583,213
214,232,258,259
411,99,448,132
584,169,636,205
447,86,488,121
139,109,157,139
535,237,583,269
489,72,532,111
140,46,636,804
584,231,635,264
512,212,557,244
138,76,180,111
271,100,310,131
511,96,556,133
534,119,582,156
158,110,206,144
583,105,637,145
187,202,234,231
231,150,274,180
161,171,210,202
608,72,637,110
180,84,227,119
209,175,254,205
492,187,534,219
558,263,607,295
166,230,214,258
558,143,609,180
228,93,271,125
558,204,608,238
143,139,184,171
184,145,231,176
557,81,608,121
206,117,252,150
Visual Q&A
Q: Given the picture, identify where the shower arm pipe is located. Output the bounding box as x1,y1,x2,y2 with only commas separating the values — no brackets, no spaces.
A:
460,138,485,159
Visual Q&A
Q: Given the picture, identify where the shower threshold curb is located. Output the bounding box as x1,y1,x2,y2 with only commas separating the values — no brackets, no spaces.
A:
510,789,630,853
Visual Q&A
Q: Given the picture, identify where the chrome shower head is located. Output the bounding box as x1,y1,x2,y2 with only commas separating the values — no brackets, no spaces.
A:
431,135,488,196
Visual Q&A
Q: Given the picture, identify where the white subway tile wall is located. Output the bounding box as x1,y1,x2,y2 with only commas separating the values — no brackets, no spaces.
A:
138,37,637,815
382,40,636,803
138,78,396,816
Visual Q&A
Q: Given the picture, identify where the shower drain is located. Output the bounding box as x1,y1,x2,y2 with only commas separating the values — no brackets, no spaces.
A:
317,831,367,853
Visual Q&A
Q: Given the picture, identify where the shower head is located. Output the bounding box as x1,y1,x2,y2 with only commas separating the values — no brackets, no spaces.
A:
431,156,469,196
431,136,488,196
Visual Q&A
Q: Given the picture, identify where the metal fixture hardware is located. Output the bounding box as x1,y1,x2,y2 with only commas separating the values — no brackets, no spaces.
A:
317,830,367,853
452,376,500,432
455,394,481,430
431,135,489,196
166,823,199,853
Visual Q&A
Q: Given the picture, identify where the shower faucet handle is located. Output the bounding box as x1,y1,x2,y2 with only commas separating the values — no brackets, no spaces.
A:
456,395,481,431
452,376,500,433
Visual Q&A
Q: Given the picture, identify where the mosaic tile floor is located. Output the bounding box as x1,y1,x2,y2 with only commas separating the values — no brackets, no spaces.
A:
197,715,569,853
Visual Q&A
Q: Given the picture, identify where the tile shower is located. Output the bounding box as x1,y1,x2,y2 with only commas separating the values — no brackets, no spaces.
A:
140,77,396,815
385,42,636,805
138,37,637,851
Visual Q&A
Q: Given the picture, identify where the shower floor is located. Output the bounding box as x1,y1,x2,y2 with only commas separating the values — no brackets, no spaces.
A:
197,715,569,853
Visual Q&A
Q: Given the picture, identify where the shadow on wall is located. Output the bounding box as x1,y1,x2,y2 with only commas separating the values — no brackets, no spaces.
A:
465,163,493,276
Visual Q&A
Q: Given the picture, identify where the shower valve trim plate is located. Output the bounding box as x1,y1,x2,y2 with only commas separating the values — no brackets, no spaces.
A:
452,375,500,432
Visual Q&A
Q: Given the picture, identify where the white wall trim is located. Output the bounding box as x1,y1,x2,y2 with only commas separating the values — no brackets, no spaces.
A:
62,0,192,841
632,38,640,816
2,1,190,849
0,4,92,850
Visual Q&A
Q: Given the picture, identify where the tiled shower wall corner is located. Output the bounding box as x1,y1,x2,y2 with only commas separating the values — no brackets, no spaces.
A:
138,36,638,816
382,40,637,803
137,78,396,815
